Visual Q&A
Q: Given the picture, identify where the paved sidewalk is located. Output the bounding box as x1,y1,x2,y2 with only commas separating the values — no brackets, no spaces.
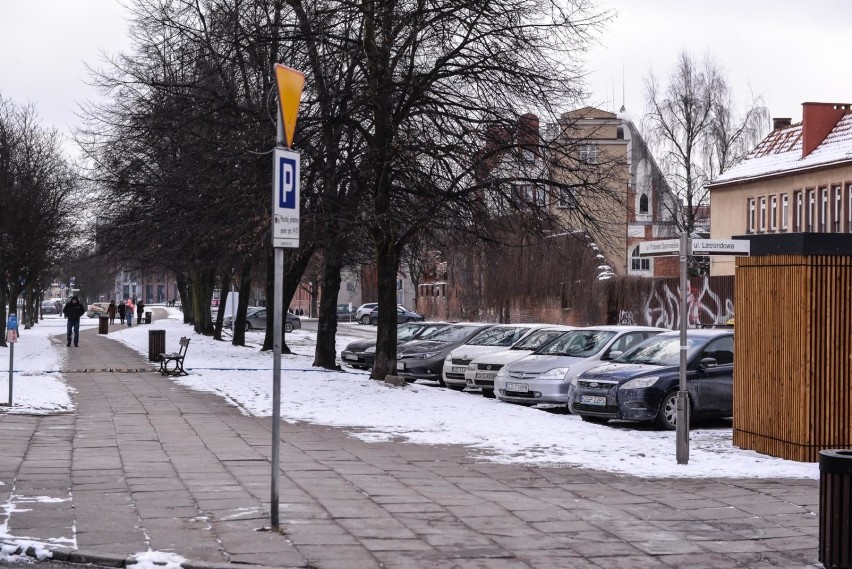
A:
0,311,821,568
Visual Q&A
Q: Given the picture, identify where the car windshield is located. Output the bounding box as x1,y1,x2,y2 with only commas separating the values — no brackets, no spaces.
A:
427,325,482,343
512,329,570,350
535,330,617,357
397,323,423,341
615,335,701,366
466,326,530,346
416,324,449,339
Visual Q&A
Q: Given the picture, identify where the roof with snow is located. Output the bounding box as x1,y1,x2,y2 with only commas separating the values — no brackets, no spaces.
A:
711,113,852,186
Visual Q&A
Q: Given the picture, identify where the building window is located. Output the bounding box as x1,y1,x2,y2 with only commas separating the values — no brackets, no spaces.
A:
579,144,598,164
807,189,816,231
558,187,578,209
759,197,767,232
781,194,789,231
770,195,778,231
794,190,803,232
820,187,829,232
639,194,649,213
834,185,842,232
747,198,756,233
629,245,651,274
513,184,546,208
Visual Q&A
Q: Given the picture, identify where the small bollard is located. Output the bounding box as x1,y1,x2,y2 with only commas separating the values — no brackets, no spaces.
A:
819,449,852,569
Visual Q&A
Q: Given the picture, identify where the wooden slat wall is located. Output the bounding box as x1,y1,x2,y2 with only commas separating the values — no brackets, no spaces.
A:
734,254,852,462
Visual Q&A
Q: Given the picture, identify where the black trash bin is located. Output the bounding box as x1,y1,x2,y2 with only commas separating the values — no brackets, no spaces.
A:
819,449,852,569
98,316,109,334
145,311,152,324
148,329,166,362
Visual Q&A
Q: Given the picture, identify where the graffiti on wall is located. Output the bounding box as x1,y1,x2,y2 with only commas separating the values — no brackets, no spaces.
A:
619,276,734,329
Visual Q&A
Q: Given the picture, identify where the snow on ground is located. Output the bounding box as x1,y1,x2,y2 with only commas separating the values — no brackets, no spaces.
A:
1,307,819,480
0,315,76,413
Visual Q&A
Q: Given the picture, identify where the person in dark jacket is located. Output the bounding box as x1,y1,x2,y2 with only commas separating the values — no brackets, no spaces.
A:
62,296,86,347
117,301,126,323
107,300,117,324
136,299,145,324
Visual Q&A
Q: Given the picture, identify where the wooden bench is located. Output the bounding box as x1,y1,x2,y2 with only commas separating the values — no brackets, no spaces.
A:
159,337,190,376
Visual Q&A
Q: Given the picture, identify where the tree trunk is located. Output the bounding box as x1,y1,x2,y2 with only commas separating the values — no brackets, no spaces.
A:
370,236,400,380
313,241,345,369
231,258,252,347
177,273,192,324
189,266,215,335
213,268,231,341
0,273,7,348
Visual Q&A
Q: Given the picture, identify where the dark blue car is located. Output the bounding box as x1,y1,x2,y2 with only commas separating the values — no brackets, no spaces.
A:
569,329,734,429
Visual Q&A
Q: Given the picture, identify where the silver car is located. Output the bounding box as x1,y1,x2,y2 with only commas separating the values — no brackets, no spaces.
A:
494,326,667,405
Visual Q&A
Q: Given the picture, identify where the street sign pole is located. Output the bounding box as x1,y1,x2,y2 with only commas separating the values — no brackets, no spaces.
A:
6,313,18,406
270,64,304,531
676,232,690,464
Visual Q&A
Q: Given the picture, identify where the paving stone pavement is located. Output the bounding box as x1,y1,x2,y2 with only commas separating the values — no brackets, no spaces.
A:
0,310,822,568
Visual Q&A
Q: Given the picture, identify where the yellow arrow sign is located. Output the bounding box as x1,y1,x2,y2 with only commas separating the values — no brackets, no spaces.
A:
274,64,305,149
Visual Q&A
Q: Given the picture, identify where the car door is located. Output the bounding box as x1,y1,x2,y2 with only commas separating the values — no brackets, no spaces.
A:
694,335,735,415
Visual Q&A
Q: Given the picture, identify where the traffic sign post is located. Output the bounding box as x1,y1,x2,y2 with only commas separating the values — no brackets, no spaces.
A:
270,63,304,531
638,234,750,465
5,313,18,406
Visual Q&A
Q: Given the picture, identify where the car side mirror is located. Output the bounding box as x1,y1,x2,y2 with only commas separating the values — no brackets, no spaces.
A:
605,350,623,360
698,357,718,369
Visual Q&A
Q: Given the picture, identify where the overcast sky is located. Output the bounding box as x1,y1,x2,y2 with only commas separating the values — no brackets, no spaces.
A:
2,0,851,159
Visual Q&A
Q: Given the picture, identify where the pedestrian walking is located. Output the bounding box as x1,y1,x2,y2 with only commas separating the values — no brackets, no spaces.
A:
117,301,126,323
107,300,117,324
62,296,85,347
137,299,145,324
125,298,135,327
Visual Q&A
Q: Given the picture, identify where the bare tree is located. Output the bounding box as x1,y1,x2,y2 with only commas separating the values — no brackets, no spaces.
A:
643,51,768,239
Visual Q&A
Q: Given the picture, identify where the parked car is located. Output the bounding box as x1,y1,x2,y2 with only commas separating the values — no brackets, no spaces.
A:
442,324,550,391
337,304,356,321
41,300,59,315
244,309,301,332
369,306,424,325
569,329,735,429
494,326,667,406
86,302,111,318
465,326,576,397
222,307,263,329
341,321,450,369
395,323,495,385
354,303,379,324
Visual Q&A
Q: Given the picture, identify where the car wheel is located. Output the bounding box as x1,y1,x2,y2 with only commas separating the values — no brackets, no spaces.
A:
580,415,609,424
370,317,378,326
284,322,294,333
481,388,495,398
405,317,414,323
360,314,370,325
244,322,253,331
656,390,679,430
438,377,447,388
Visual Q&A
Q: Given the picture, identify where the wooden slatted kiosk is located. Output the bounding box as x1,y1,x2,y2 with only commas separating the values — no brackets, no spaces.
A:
733,233,852,462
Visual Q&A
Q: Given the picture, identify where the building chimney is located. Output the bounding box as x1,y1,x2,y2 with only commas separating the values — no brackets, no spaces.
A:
773,117,792,130
801,102,851,158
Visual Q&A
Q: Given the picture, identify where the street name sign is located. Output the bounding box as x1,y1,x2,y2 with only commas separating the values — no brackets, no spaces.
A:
272,148,300,248
691,239,750,256
638,239,680,257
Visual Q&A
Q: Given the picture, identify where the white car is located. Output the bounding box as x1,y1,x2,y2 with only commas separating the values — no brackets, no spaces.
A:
464,326,575,397
494,325,668,406
441,324,550,390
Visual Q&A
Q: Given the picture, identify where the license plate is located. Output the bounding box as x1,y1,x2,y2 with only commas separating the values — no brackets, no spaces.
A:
396,362,404,371
343,354,358,361
451,366,467,374
475,372,496,380
506,382,529,392
581,395,607,406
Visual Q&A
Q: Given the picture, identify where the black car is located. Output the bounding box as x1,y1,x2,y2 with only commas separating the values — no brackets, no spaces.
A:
341,322,450,369
395,323,494,385
369,306,424,325
569,329,734,430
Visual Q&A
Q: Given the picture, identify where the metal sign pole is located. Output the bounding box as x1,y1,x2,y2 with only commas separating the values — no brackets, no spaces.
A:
270,109,285,530
676,231,690,464
7,342,13,405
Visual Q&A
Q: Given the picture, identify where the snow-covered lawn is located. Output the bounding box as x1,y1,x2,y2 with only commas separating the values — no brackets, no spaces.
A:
1,308,819,479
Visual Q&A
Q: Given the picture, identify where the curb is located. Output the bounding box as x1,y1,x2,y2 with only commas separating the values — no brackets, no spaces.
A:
6,544,302,569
